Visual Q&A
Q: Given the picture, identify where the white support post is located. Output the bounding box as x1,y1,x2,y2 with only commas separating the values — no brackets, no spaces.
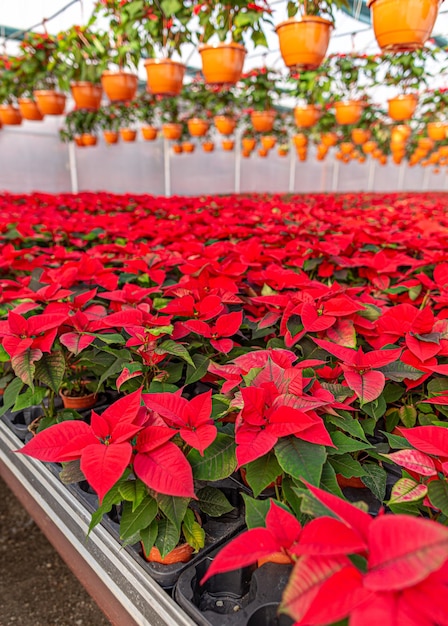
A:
331,157,340,192
422,165,430,191
367,158,375,192
288,140,296,193
397,161,406,191
164,138,171,197
234,129,241,194
68,142,79,193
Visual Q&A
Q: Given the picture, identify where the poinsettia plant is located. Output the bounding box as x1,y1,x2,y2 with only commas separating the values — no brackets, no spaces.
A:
286,0,349,22
240,67,281,112
329,53,378,102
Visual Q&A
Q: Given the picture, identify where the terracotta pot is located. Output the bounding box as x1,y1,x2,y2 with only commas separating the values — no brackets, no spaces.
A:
162,123,182,140
250,110,276,132
120,128,137,142
427,122,447,142
144,59,185,96
258,551,292,568
221,139,235,151
258,147,269,158
260,135,276,150
172,144,183,154
70,82,103,110
60,391,97,410
214,115,236,135
334,100,364,125
81,133,98,147
101,71,138,102
199,42,246,84
321,132,338,147
440,146,448,157
103,130,119,144
367,0,442,51
388,94,418,121
242,137,256,152
242,149,251,158
74,136,84,147
351,128,370,145
187,118,209,137
202,141,215,152
0,104,22,125
141,126,158,141
418,137,434,151
142,543,194,565
336,474,365,489
293,133,308,148
33,91,66,115
391,125,411,143
182,141,195,153
275,15,333,69
294,104,320,128
277,148,288,157
18,98,44,121
340,142,354,155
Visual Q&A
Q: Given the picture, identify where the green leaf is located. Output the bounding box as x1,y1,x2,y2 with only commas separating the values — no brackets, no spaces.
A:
12,386,47,412
188,433,236,481
388,478,427,505
140,520,158,557
155,518,180,558
182,509,205,551
88,472,130,534
156,339,194,367
154,494,189,532
92,333,126,345
185,354,210,386
275,438,326,486
360,463,386,501
427,479,448,516
328,432,373,455
0,377,23,416
327,413,369,442
378,360,423,382
120,497,158,542
11,348,42,390
360,395,387,420
242,493,270,529
381,431,410,450
320,461,344,498
399,405,417,428
34,351,65,393
244,452,282,498
329,454,367,478
197,486,234,517
382,383,404,403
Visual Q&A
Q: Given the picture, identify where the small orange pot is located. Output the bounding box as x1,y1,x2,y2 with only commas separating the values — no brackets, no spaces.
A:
162,123,182,140
275,15,333,69
33,91,66,115
199,42,246,84
340,142,354,155
321,132,338,147
388,94,418,121
172,144,183,154
144,59,185,96
202,141,215,152
440,146,448,158
60,391,97,410
214,115,236,135
251,110,276,132
103,130,119,144
367,0,441,51
258,147,269,158
0,104,22,125
242,137,256,152
296,147,308,161
427,122,447,142
182,141,195,153
18,98,44,121
142,543,194,565
418,137,434,151
141,126,158,141
351,128,370,145
293,133,308,148
261,135,276,150
70,82,102,110
81,133,97,147
187,118,209,137
101,71,138,102
74,136,84,147
294,104,321,128
363,140,377,154
242,149,251,158
120,128,137,142
391,125,411,143
221,139,235,151
334,100,364,125
277,148,288,157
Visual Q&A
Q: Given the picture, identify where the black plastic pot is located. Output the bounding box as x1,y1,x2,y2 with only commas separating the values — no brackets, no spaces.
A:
1,405,43,442
174,547,294,626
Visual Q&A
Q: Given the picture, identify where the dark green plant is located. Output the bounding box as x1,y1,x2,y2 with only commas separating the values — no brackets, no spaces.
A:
286,0,349,22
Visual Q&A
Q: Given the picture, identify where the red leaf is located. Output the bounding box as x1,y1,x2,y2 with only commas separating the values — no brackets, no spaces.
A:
344,368,385,403
180,423,217,455
101,388,142,430
301,303,336,332
60,332,95,355
182,319,211,337
188,390,213,425
133,442,195,498
265,501,302,548
313,338,358,364
326,319,357,349
143,391,187,427
358,347,402,369
116,366,143,391
18,421,95,462
210,338,234,353
214,310,243,337
398,426,448,458
365,514,448,591
240,386,266,426
295,419,335,447
136,425,176,453
295,516,368,556
236,427,278,467
81,442,132,503
406,334,440,362
382,450,437,477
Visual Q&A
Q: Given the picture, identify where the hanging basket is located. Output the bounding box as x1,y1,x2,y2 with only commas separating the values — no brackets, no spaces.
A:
294,104,321,128
81,133,98,147
120,128,137,142
221,139,235,151
367,0,442,51
0,104,22,125
187,118,210,137
260,136,277,150
202,141,215,152
18,98,44,121
351,128,370,145
162,123,182,140
103,130,119,145
70,82,103,110
334,100,364,125
144,59,185,96
214,115,236,135
387,94,418,121
33,91,66,115
242,137,256,152
250,110,276,132
141,126,158,141
199,43,246,85
101,71,138,102
275,15,333,70
427,122,447,142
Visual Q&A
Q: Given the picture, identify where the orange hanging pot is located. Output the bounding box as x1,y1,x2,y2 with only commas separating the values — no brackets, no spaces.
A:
141,126,158,141
294,104,321,128
172,143,183,154
275,15,333,69
0,104,22,125
440,146,448,158
187,118,210,137
258,147,269,158
427,122,447,142
221,139,235,151
103,130,119,144
202,141,215,152
144,59,185,96
119,128,137,142
277,147,288,157
214,115,236,135
334,100,364,125
70,82,103,110
182,141,195,153
391,124,411,143
162,123,182,140
367,0,442,51
242,137,256,152
250,110,276,132
18,98,44,121
340,141,354,155
199,42,246,84
388,94,418,121
351,128,370,145
363,140,377,154
33,90,66,115
260,135,277,150
293,133,308,148
81,133,98,147
101,71,138,102
321,132,338,147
